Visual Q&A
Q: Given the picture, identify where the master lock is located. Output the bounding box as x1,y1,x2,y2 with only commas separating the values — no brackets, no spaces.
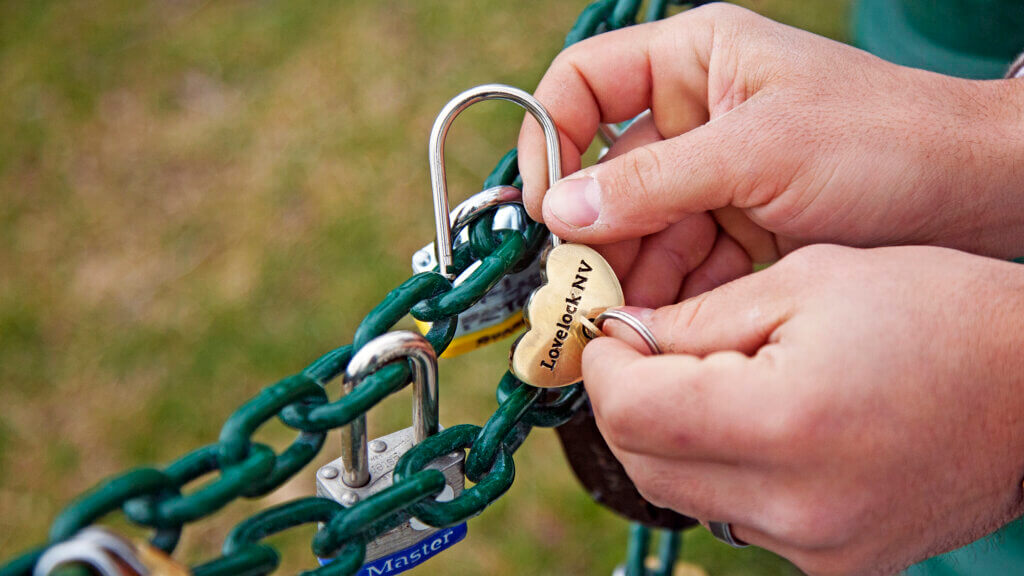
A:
316,331,467,570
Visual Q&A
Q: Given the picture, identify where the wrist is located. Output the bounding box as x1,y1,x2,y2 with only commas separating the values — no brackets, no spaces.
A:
948,79,1024,260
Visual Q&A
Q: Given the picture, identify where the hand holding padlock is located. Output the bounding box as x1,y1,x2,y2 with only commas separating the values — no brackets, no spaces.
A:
415,83,626,384
435,85,689,528
422,84,688,530
414,85,561,359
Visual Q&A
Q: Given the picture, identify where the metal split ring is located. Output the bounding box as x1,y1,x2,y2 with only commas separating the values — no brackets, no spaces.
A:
580,309,662,355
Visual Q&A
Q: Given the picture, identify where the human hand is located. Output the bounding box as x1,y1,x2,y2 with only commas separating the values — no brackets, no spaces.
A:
518,3,1024,309
583,244,1024,575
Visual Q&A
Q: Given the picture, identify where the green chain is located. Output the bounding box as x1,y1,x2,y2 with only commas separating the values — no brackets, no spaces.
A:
0,2,690,575
623,524,683,576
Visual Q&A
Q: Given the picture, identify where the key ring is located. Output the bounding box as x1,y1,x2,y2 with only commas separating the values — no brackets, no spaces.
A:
577,308,662,355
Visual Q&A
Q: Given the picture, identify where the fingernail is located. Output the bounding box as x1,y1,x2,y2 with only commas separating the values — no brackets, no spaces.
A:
547,176,601,228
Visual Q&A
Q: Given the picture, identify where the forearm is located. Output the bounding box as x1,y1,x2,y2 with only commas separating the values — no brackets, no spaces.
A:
985,79,1024,260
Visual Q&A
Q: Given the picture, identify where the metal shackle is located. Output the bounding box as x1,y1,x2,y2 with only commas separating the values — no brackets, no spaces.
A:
430,83,564,279
34,528,150,576
340,331,439,488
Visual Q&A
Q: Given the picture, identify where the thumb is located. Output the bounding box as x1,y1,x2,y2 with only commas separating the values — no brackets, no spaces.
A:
542,109,777,244
607,266,795,357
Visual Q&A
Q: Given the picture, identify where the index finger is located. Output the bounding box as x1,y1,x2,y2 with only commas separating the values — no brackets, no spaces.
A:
518,11,715,220
582,336,773,462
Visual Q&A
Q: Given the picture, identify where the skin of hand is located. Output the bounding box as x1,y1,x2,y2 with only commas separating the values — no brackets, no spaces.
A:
517,3,1024,311
588,244,1024,576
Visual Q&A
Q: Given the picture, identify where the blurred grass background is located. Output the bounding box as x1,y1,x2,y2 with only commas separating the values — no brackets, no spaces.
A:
1,1,850,574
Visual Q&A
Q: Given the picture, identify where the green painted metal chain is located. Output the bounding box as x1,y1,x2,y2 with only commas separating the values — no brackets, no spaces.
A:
622,524,682,576
0,2,693,575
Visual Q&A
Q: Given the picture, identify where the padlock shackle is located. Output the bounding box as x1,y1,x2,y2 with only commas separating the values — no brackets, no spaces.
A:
35,527,149,576
340,331,439,488
430,84,564,279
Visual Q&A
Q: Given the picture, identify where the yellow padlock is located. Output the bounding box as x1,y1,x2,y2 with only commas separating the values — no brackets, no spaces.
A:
412,182,540,358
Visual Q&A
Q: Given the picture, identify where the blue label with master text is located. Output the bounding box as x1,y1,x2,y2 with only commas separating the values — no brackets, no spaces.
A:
318,523,467,576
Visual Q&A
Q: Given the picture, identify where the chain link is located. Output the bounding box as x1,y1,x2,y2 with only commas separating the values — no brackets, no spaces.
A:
0,2,685,575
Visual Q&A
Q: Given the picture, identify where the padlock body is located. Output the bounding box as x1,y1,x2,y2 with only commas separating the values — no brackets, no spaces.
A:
317,426,466,564
318,523,467,576
412,244,541,357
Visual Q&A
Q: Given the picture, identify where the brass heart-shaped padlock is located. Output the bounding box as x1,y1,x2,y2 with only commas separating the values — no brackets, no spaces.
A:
510,243,624,387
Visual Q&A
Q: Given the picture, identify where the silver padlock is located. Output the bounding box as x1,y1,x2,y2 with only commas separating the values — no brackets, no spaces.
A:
316,331,467,572
34,527,190,576
412,89,567,358
411,185,542,358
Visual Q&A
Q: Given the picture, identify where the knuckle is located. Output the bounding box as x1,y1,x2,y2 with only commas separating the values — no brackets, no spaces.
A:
685,2,758,26
553,41,585,69
597,401,639,449
636,487,670,510
630,471,673,510
688,2,746,19
660,293,710,351
775,243,848,277
771,500,833,548
786,243,846,265
553,33,609,77
769,491,865,551
759,396,827,455
612,146,664,209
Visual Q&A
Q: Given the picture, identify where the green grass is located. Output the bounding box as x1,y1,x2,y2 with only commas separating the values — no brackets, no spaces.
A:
0,1,849,573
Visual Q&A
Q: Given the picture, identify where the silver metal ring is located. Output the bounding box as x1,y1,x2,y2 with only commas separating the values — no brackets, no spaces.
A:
593,309,662,355
708,521,749,548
